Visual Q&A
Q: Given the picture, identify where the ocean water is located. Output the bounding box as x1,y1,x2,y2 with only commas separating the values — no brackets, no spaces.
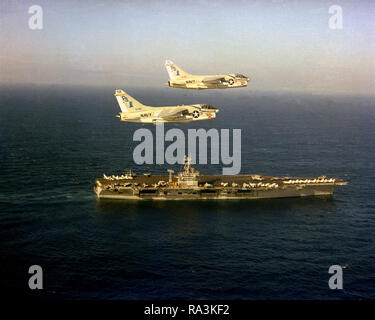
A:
0,84,374,299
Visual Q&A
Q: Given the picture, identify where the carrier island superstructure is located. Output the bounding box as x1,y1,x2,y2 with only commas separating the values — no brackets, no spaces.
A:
94,157,346,200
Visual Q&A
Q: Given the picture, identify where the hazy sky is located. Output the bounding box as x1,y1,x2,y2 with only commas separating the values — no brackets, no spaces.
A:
1,0,374,95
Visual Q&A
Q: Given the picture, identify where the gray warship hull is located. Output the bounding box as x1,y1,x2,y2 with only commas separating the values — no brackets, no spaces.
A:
94,173,346,201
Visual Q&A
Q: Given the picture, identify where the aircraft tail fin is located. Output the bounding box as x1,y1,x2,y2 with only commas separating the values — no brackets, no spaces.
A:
114,89,148,113
165,60,191,80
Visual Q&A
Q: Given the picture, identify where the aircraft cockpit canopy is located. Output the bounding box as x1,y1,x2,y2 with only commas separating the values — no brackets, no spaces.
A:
234,74,247,78
202,104,217,110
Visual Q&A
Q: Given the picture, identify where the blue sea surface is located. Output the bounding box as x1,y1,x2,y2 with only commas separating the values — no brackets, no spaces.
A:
0,84,374,299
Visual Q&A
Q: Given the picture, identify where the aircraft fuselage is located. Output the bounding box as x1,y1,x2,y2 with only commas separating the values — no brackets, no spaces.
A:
168,74,249,90
118,104,218,123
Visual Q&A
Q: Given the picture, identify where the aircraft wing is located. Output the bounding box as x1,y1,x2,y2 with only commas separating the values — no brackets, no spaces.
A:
157,108,190,119
201,76,227,84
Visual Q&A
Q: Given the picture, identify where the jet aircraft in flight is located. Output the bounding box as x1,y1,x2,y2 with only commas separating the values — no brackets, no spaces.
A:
165,60,250,90
114,89,219,124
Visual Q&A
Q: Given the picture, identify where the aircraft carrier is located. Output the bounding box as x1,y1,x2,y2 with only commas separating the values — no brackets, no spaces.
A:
94,157,346,200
